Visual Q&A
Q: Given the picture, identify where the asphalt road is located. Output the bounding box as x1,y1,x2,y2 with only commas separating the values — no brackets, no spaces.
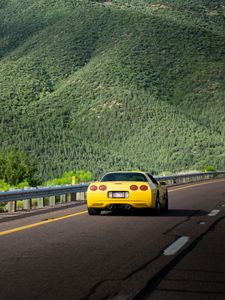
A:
0,179,225,300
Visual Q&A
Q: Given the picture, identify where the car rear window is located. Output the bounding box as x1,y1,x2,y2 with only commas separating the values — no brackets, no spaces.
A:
101,172,148,182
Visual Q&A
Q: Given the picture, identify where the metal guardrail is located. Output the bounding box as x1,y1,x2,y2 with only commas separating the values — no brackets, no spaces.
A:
0,171,225,213
156,171,225,182
0,184,89,203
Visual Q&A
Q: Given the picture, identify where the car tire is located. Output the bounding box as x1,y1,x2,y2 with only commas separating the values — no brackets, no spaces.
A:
154,194,161,215
88,208,101,215
162,191,169,212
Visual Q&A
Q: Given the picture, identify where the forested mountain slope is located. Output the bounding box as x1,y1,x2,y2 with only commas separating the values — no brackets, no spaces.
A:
0,0,224,180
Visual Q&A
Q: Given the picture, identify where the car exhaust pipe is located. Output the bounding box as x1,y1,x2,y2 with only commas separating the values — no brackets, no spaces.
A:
108,204,114,210
124,204,131,210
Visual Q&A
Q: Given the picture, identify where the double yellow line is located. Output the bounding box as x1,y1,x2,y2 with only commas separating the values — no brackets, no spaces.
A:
0,179,224,236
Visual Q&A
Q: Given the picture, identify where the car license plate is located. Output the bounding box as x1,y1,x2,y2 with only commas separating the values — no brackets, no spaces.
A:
112,192,125,198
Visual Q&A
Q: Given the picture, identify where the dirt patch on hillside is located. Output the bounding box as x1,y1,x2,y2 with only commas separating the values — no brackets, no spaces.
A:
151,4,170,10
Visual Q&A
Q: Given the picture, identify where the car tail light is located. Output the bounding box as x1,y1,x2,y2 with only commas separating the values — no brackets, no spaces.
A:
99,185,107,191
90,185,98,191
140,185,148,191
130,185,138,191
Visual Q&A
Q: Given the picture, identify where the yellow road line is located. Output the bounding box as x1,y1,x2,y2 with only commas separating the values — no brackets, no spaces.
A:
0,178,225,237
169,178,225,193
0,210,87,236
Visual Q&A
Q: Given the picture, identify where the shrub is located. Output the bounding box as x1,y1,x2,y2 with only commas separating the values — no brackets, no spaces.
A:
0,179,11,191
44,170,93,186
204,165,216,172
0,150,37,186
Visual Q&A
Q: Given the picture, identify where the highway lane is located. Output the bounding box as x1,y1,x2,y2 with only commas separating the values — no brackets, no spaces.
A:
0,179,224,300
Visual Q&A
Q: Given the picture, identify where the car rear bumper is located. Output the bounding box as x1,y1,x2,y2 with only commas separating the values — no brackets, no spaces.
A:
87,198,154,209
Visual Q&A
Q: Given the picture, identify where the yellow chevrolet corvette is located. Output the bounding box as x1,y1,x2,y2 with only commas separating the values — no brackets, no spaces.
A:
87,171,168,215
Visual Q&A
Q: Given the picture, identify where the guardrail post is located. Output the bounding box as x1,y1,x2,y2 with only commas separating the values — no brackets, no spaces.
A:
76,192,82,200
37,198,44,208
24,199,32,210
7,201,16,213
81,192,85,201
60,194,66,204
76,192,85,201
66,194,71,202
49,196,56,206
66,193,76,202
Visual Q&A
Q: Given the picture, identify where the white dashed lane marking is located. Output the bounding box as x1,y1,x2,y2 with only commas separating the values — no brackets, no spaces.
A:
163,236,189,256
208,209,220,217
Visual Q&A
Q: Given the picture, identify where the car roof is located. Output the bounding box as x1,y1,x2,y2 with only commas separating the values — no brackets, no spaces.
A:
102,171,149,176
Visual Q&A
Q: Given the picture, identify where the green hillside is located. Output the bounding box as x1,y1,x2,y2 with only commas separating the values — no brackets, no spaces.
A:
0,0,225,181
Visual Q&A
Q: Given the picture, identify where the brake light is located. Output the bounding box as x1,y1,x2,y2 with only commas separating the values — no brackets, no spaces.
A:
130,185,138,191
140,185,148,191
99,185,107,191
90,185,98,191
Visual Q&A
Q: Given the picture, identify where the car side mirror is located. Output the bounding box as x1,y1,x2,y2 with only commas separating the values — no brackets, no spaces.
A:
159,181,166,186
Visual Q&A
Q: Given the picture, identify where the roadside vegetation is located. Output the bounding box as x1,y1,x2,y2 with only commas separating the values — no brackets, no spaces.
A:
0,150,37,189
0,150,92,190
44,170,93,186
0,0,224,181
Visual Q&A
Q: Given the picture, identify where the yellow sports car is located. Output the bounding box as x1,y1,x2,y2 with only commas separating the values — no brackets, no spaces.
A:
87,171,168,215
